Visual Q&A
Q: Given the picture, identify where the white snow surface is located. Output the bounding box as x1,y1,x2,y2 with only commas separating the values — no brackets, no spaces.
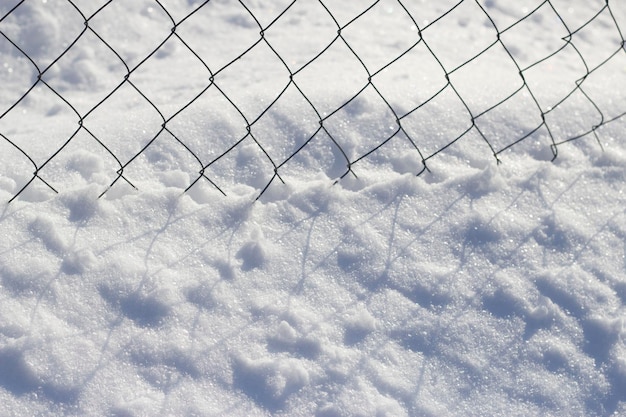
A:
1,1,626,416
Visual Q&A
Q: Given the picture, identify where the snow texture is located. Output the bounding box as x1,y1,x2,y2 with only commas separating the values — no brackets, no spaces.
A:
0,1,625,416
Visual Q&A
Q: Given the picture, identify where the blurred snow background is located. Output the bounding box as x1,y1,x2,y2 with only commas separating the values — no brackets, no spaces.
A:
0,1,625,416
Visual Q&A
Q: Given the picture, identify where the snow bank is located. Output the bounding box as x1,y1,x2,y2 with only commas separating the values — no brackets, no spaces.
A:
1,1,625,416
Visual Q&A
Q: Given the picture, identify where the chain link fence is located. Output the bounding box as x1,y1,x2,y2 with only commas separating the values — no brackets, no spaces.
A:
1,0,625,202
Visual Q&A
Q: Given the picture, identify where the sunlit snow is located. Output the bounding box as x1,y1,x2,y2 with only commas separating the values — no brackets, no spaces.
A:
1,1,625,416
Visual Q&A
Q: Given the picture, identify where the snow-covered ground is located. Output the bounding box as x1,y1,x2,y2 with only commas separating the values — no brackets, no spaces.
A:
1,1,625,416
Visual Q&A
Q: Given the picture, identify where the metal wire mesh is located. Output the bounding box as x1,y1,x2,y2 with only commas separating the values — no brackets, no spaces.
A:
1,0,625,202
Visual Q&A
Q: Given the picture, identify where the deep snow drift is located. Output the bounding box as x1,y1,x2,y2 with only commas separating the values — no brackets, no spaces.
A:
1,1,625,416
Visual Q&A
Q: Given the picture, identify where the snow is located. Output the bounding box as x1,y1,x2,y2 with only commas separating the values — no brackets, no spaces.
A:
1,0,625,416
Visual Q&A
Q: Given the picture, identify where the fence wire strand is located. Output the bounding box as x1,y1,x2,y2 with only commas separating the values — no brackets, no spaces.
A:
1,0,625,202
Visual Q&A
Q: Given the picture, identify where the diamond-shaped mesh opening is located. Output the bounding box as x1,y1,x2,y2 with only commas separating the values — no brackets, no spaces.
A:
40,29,128,116
400,87,474,159
294,40,370,116
339,0,421,73
87,1,172,70
550,0,609,30
262,0,337,73
0,85,79,165
522,44,588,111
0,0,84,71
420,0,497,71
450,43,523,116
499,3,571,71
174,2,261,74
474,88,544,153
568,8,624,71
81,82,164,168
372,41,448,116
213,42,291,122
128,36,212,119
